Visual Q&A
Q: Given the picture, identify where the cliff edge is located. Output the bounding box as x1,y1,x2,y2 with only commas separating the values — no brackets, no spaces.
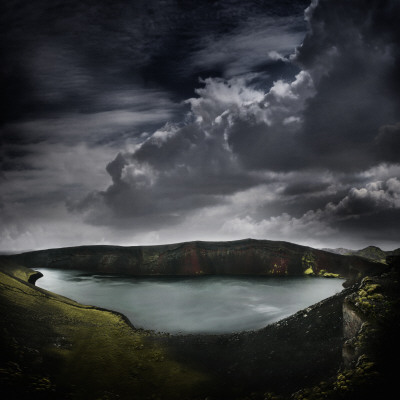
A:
2,239,383,283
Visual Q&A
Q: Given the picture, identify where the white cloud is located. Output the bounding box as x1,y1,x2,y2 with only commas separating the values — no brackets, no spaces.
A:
187,76,265,126
330,178,400,215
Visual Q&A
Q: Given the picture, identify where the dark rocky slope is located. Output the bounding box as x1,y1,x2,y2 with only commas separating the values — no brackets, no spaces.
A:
3,239,383,283
1,242,398,399
291,255,400,400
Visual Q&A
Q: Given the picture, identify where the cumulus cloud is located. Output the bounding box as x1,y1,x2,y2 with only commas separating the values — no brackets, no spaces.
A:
71,70,316,228
226,70,315,170
221,178,400,248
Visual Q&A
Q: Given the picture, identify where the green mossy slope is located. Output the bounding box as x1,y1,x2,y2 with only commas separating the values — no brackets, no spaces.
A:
0,264,209,399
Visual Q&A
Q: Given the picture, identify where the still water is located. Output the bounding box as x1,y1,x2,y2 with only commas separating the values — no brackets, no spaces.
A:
35,269,344,334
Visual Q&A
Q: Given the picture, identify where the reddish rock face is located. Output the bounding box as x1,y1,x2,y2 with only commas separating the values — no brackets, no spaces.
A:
182,244,202,275
4,239,383,280
268,257,289,275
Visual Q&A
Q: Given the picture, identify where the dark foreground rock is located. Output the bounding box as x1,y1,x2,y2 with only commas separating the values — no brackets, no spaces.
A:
291,256,400,400
155,289,351,398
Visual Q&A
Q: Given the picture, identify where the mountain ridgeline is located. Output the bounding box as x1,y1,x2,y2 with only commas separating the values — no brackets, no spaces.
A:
322,245,400,264
4,239,384,284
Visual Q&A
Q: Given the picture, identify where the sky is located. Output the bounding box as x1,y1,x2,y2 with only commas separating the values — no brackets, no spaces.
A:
1,0,400,252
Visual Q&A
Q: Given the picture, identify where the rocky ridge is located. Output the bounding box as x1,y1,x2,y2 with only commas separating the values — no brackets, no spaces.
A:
3,239,383,284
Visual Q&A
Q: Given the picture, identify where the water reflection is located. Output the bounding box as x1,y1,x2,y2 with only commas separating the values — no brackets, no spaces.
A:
35,269,344,334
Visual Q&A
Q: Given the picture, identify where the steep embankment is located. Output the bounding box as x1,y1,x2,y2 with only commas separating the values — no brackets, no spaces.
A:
290,255,400,400
0,262,209,399
3,239,383,282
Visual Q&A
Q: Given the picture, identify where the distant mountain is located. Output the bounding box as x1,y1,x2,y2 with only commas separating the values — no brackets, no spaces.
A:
321,248,354,256
356,246,389,262
321,245,400,263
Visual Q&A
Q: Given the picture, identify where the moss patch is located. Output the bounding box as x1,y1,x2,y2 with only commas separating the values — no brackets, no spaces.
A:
302,252,317,275
318,269,341,278
304,267,314,275
292,355,381,400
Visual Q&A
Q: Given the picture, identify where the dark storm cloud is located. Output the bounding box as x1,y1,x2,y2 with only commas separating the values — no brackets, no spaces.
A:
3,0,312,250
296,0,400,170
375,123,400,163
223,0,400,173
1,0,399,251
66,0,400,250
281,181,331,196
70,118,264,228
0,0,309,122
225,70,315,171
1,0,164,123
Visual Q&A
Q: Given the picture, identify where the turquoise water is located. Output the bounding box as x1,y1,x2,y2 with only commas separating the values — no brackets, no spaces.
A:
36,269,344,334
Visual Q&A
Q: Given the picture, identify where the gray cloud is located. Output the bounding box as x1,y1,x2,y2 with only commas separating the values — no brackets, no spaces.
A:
296,0,400,170
220,0,400,173
189,16,305,77
1,0,400,251
220,177,400,249
226,70,315,171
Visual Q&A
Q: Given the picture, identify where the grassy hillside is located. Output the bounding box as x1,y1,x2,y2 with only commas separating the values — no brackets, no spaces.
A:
0,263,209,399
